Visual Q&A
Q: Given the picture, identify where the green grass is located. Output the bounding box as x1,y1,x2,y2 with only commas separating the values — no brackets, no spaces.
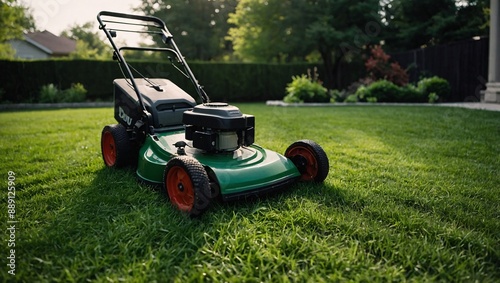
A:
1,104,499,282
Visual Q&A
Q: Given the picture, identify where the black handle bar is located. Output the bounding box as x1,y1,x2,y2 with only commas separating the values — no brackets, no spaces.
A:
97,11,210,107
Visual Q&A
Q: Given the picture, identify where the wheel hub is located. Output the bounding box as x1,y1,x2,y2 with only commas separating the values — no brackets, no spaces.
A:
177,183,184,192
291,155,308,174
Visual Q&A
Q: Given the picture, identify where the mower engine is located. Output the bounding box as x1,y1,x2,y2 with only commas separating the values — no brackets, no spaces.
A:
183,103,255,152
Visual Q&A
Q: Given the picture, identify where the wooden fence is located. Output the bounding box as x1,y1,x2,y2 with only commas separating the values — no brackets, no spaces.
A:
391,37,489,102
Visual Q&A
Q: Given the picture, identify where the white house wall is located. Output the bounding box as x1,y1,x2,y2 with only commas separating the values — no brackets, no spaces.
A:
9,39,49,59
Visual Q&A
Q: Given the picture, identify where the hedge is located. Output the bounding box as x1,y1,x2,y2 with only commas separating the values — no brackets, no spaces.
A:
0,59,362,103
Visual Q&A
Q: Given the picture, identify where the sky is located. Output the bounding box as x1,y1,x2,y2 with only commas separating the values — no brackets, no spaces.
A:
23,0,144,44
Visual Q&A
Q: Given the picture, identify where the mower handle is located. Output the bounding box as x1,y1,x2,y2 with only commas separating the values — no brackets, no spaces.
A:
97,11,210,107
98,11,174,42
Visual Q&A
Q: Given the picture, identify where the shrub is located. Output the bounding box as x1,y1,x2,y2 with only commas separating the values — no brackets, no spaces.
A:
62,83,87,103
417,76,451,101
428,92,439,103
347,76,450,103
353,85,369,102
39,84,59,103
284,68,328,103
345,94,359,103
399,84,426,103
352,81,398,103
362,80,401,102
365,45,409,86
329,89,342,103
39,83,87,103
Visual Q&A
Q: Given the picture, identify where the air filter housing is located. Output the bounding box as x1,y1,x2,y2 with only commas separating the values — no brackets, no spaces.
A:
183,103,255,152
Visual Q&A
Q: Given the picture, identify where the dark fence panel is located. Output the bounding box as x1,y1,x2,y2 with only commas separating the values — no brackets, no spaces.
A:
391,37,489,102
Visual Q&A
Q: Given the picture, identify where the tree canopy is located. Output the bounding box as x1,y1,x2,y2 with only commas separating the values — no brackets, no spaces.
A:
60,22,110,59
136,0,238,61
0,0,35,59
1,0,491,84
381,0,490,51
227,0,297,62
227,0,381,88
226,0,489,87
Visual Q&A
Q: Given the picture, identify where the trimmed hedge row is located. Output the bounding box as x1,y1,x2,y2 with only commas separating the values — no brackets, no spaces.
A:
0,60,122,103
0,60,362,103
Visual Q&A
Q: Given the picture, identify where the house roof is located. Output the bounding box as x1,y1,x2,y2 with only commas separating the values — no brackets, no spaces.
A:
25,30,76,56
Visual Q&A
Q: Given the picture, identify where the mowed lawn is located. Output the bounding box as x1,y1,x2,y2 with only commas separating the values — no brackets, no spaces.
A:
0,104,499,282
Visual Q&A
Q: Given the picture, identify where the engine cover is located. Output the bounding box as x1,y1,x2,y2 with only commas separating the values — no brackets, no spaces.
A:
183,103,255,152
114,78,196,129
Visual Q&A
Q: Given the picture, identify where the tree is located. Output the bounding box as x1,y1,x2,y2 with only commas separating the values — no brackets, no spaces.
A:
0,0,36,59
60,22,111,59
227,0,299,62
381,0,490,51
227,0,381,89
136,0,238,61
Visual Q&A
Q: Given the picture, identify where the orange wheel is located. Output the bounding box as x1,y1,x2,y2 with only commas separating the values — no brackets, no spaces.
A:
100,124,134,168
164,156,211,216
102,130,117,166
285,140,329,182
166,166,195,212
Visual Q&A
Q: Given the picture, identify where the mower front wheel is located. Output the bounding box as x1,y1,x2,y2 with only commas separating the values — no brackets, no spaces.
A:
101,124,134,168
163,156,211,217
285,140,329,182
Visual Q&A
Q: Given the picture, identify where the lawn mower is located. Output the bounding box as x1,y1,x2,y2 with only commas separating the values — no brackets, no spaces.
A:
97,11,329,216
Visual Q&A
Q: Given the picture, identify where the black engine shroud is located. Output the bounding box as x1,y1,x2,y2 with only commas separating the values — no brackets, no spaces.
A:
183,103,255,152
114,78,196,130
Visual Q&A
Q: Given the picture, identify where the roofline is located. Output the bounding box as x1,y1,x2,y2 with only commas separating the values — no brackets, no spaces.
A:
23,35,53,55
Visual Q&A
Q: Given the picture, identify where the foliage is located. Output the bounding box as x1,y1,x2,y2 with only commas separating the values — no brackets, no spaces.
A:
417,76,451,101
1,106,499,281
399,83,426,103
357,80,401,102
428,92,439,103
344,93,359,103
0,43,15,59
136,0,237,61
39,83,87,103
61,22,110,59
329,89,347,103
227,0,297,63
39,84,59,103
349,77,449,103
69,40,107,60
227,0,381,89
0,0,36,59
2,60,350,103
381,0,490,51
350,83,379,103
365,45,409,86
284,68,329,103
63,83,87,102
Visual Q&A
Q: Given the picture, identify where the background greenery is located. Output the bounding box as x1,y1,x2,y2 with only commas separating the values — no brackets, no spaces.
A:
0,105,499,282
0,0,490,102
0,60,362,103
1,0,491,91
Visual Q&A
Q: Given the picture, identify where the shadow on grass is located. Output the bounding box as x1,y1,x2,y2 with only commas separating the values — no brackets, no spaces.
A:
24,167,218,280
25,166,351,277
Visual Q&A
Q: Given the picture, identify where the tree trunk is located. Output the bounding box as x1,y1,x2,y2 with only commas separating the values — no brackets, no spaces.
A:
319,47,344,89
319,47,343,90
319,48,334,89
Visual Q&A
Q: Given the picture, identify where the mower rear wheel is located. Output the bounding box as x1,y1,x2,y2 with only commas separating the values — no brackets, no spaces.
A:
285,140,329,182
101,124,134,168
163,156,211,217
